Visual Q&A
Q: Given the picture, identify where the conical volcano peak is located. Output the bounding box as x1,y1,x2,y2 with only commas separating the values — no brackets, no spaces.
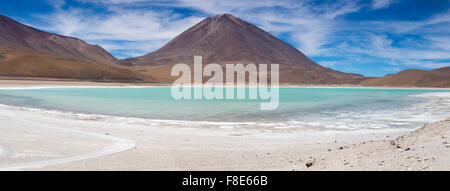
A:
126,13,365,84
212,13,236,20
210,13,245,26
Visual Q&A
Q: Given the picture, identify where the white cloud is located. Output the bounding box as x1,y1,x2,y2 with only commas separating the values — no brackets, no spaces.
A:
177,0,299,14
75,0,150,4
337,34,450,69
41,7,204,41
36,2,203,57
425,36,450,51
186,0,362,56
361,10,450,35
371,0,394,10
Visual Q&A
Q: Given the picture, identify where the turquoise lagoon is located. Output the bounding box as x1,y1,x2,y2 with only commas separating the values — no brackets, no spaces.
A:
0,87,449,131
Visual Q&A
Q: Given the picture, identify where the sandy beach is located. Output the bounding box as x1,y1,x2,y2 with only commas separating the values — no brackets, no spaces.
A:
0,80,449,171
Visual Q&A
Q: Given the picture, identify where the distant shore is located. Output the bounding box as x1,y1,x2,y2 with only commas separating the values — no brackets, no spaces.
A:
0,78,449,90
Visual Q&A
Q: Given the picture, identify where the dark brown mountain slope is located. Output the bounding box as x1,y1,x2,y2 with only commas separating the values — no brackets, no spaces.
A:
0,14,117,65
0,14,150,81
123,14,365,84
361,67,450,88
0,47,147,81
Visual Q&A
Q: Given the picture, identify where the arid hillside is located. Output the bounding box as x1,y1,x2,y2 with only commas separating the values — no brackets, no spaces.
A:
0,14,151,82
361,67,450,88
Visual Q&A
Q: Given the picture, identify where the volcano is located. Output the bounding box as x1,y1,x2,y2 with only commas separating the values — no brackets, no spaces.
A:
123,14,365,84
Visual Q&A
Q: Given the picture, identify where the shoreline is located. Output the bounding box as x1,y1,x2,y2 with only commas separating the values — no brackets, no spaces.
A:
0,103,410,170
0,103,448,170
0,79,449,90
0,81,449,170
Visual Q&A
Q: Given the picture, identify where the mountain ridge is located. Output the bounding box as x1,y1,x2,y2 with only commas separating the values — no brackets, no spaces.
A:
1,14,448,87
0,14,150,81
0,14,118,65
361,67,450,88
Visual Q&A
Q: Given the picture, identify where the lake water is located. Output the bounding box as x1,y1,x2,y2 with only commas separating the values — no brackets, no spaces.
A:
0,87,449,132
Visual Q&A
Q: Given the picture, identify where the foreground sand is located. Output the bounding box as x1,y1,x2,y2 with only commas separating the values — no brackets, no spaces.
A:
0,102,448,171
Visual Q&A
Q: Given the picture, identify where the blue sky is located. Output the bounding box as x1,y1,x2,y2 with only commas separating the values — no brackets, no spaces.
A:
0,0,449,77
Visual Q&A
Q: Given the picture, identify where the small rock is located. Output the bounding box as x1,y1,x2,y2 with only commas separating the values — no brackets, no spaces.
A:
404,148,410,151
339,146,344,150
328,149,332,152
443,142,448,145
390,140,396,146
305,161,314,168
344,162,350,165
